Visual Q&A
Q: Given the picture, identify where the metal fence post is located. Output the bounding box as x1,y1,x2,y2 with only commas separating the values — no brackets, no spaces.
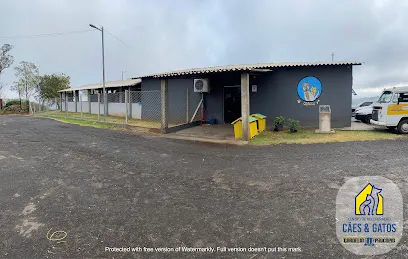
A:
97,93,101,122
129,91,133,119
125,90,129,124
46,100,49,116
186,87,189,123
55,98,57,117
65,93,68,119
80,95,83,119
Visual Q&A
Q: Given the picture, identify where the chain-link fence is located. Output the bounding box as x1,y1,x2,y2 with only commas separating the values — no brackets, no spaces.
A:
31,88,203,130
31,90,161,129
165,88,203,127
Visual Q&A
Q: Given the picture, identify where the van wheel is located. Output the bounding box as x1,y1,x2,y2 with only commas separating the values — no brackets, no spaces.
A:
397,119,408,134
365,115,372,124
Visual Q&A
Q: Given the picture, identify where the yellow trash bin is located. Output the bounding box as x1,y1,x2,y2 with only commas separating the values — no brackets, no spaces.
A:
231,116,259,139
251,113,267,133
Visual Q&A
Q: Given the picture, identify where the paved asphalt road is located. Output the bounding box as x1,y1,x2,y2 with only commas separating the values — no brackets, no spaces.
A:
1,116,407,258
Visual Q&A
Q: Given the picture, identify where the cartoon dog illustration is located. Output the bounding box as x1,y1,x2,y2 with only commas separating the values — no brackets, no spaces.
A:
359,186,382,215
370,186,382,215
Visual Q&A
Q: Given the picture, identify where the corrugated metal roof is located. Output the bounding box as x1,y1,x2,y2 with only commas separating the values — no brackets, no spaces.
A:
384,86,408,92
58,78,141,92
139,61,361,78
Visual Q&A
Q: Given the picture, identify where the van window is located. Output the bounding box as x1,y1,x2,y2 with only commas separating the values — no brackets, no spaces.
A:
392,93,399,103
378,91,393,103
398,93,408,103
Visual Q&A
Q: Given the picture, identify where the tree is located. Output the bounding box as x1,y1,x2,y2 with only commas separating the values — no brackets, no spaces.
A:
12,61,39,106
37,73,70,109
0,44,14,98
0,44,14,75
10,81,23,107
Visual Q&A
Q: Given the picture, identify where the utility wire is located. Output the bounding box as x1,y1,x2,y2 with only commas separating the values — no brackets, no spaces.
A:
0,29,94,39
104,29,138,53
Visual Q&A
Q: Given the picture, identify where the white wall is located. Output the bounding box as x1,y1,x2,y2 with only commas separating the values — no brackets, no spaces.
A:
67,102,76,112
90,102,102,115
108,103,126,117
131,103,142,119
63,101,142,120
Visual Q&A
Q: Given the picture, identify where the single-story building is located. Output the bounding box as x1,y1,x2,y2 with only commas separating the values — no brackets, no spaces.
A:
136,61,361,140
58,79,142,117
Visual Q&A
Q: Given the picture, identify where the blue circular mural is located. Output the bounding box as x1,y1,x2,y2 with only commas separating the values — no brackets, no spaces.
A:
297,76,322,102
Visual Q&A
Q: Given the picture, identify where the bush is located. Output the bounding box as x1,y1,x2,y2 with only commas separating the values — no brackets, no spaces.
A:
288,119,300,133
273,116,285,131
5,99,20,107
273,116,285,126
5,99,28,108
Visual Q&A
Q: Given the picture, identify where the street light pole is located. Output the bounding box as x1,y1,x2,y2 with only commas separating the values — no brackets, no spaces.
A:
90,24,107,121
121,70,127,80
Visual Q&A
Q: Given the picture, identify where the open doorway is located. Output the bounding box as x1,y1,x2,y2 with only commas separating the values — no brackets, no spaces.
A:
223,86,241,123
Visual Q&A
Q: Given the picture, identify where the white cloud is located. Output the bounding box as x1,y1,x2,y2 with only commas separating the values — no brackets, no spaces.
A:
1,0,408,99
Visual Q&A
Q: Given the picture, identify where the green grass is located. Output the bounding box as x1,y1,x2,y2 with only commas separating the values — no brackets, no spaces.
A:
35,110,162,128
42,116,156,135
250,129,403,145
51,117,122,129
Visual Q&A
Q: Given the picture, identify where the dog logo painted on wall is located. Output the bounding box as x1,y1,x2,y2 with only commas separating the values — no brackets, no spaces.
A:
355,183,384,215
297,76,322,102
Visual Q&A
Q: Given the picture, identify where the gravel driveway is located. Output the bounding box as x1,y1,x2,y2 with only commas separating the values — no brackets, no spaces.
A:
0,116,407,258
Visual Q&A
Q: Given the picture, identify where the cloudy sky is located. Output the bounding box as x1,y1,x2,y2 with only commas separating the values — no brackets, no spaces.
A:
0,0,407,98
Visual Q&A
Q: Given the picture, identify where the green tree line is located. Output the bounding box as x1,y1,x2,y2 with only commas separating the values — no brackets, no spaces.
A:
0,43,70,109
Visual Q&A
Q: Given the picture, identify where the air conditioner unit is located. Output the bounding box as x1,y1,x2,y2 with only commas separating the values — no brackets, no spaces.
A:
194,79,210,93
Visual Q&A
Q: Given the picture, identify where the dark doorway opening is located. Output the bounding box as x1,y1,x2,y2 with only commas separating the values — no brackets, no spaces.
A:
224,86,241,123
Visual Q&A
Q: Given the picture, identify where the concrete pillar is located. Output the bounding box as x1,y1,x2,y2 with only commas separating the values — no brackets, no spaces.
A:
60,92,63,111
88,90,91,113
129,89,133,119
74,91,77,112
119,88,123,103
125,90,129,124
65,92,68,118
241,73,250,141
161,79,169,133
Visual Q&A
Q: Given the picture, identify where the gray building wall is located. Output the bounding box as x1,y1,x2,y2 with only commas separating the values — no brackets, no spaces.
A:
141,65,353,128
141,78,202,123
250,65,353,128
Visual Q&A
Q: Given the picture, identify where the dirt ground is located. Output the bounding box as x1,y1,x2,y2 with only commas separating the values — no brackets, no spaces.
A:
0,116,407,258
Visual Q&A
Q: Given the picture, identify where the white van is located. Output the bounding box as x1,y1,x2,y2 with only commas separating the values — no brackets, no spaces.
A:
370,86,408,133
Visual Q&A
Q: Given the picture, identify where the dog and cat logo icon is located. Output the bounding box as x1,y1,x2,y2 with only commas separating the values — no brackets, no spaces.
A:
355,183,384,247
355,183,383,216
337,177,402,255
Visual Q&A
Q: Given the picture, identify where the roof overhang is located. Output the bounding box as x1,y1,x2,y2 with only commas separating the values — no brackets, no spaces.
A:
58,78,141,93
136,61,361,79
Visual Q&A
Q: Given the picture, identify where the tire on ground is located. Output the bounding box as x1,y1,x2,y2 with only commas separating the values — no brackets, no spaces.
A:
365,115,372,124
397,119,408,134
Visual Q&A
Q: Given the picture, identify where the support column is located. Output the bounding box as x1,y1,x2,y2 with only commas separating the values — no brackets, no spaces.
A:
74,91,78,112
241,73,250,141
161,79,169,133
88,90,91,113
65,92,68,118
125,90,129,124
119,88,123,103
60,92,63,111
129,89,133,119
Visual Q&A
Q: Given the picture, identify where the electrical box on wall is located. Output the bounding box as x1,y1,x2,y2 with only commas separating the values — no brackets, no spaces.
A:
194,79,210,92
